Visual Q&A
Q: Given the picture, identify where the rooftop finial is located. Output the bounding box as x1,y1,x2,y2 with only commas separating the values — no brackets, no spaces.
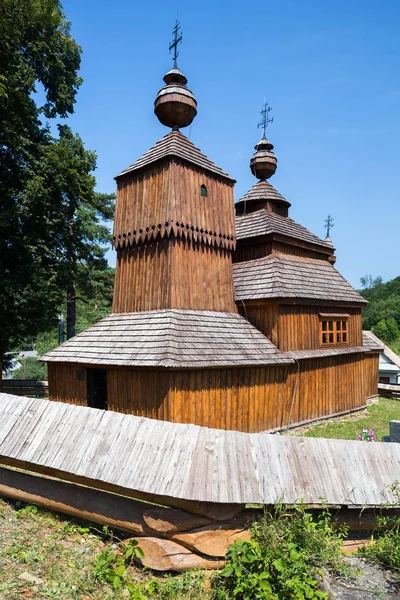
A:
169,19,182,69
257,98,274,139
154,20,197,130
324,214,334,238
250,99,277,180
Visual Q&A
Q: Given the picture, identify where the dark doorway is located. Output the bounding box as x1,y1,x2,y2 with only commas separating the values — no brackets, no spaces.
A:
87,368,108,410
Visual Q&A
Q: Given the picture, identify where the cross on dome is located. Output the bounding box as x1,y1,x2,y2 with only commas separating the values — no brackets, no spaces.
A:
257,99,274,139
169,20,183,69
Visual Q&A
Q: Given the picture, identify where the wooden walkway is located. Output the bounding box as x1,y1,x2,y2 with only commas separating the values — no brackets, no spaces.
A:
0,393,400,508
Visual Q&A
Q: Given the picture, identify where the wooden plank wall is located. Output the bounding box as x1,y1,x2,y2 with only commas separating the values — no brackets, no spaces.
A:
290,354,367,426
48,354,378,432
233,241,331,263
239,304,280,346
363,353,379,398
113,161,235,246
107,366,290,432
244,304,363,351
278,306,363,350
48,364,87,406
113,237,236,313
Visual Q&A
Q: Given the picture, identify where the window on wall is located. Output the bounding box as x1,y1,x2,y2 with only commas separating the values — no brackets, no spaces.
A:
200,184,207,197
319,314,349,347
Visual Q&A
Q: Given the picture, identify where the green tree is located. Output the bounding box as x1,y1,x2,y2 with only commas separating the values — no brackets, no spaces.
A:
13,357,47,381
360,275,400,351
0,0,115,374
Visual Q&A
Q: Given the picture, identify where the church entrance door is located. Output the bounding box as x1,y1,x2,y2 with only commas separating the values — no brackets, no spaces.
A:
87,368,108,410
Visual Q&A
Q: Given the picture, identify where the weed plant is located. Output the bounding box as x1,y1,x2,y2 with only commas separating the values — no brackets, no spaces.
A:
359,482,400,577
212,503,348,600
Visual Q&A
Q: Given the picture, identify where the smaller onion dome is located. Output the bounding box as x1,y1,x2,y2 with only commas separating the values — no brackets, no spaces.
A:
154,67,197,130
250,137,277,180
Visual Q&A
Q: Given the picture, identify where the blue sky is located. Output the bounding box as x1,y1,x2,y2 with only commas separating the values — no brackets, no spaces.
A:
61,0,400,288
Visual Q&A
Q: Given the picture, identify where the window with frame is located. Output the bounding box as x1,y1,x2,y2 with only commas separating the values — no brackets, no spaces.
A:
319,314,349,347
200,184,207,197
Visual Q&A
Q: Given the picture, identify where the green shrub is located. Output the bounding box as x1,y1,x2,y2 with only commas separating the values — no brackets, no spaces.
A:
359,482,400,576
213,503,347,600
13,356,47,380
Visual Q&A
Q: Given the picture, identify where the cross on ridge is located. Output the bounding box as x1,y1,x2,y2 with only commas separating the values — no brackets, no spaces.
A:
169,20,182,68
258,99,274,138
324,214,334,237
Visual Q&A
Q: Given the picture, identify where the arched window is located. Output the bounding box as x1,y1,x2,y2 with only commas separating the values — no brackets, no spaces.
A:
200,184,207,197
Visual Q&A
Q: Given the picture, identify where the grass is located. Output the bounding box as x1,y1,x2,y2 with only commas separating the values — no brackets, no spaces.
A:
0,498,209,599
300,397,400,441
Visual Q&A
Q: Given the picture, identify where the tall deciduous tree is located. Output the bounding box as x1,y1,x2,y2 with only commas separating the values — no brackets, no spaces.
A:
0,0,115,371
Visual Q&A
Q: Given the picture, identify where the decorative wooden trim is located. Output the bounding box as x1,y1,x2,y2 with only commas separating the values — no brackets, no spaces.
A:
319,313,350,318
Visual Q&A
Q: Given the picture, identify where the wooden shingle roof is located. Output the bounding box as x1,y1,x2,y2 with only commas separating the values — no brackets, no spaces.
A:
233,254,367,304
236,180,290,208
235,209,332,248
363,331,398,362
42,310,293,368
116,131,235,182
282,345,382,361
1,392,400,506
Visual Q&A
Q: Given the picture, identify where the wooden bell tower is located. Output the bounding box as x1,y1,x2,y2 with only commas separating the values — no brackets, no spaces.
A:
112,23,236,314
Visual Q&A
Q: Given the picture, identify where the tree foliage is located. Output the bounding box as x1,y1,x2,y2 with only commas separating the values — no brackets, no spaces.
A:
13,357,47,381
0,0,114,360
360,275,400,351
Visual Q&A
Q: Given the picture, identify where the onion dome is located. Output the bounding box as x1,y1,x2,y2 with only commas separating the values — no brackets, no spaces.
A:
250,137,277,180
250,99,277,180
154,20,197,130
154,66,197,130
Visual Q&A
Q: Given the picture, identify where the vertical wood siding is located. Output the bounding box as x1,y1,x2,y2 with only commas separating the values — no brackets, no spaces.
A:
48,364,87,406
239,304,280,346
113,161,235,245
277,306,363,350
49,354,378,432
233,242,332,263
113,237,236,313
243,303,363,351
363,354,379,398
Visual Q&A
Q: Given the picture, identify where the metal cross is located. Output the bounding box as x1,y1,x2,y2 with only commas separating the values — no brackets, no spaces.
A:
257,99,274,138
324,214,334,237
169,20,182,68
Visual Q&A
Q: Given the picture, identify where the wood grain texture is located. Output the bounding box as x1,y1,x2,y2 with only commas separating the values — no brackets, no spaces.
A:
277,305,363,351
129,537,225,572
233,241,333,263
242,303,362,351
2,392,400,508
171,525,252,557
113,237,236,313
363,353,379,399
48,352,378,432
47,364,86,406
113,159,235,251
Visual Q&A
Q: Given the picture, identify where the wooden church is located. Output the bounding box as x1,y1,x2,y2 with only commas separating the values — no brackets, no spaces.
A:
43,29,381,432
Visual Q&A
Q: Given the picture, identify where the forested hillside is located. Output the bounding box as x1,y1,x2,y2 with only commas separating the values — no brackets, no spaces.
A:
360,275,400,352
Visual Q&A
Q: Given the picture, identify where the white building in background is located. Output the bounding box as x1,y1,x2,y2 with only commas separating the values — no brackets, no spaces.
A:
364,331,400,384
1,358,21,380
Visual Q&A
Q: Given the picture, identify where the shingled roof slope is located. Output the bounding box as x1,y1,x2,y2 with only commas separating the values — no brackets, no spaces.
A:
42,309,293,368
235,209,332,248
236,180,290,207
116,131,234,182
363,330,397,360
233,254,367,304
